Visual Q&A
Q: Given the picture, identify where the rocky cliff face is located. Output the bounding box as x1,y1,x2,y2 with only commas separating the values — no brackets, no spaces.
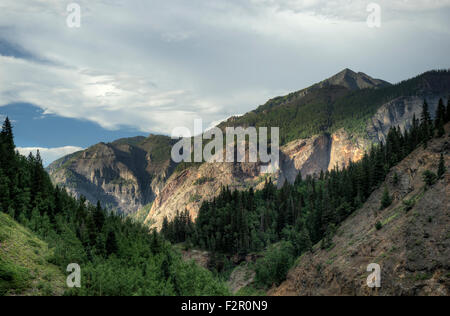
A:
271,126,450,296
144,95,448,230
278,129,370,186
367,95,443,143
145,130,369,230
47,70,449,227
144,159,263,229
48,135,175,215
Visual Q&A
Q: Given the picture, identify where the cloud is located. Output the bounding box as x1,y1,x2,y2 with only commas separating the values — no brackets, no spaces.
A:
16,146,84,166
0,0,449,138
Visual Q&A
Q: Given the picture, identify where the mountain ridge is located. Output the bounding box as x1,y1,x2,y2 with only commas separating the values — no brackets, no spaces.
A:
46,69,450,225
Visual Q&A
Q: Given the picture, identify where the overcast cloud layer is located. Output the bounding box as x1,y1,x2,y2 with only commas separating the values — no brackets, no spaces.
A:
1,0,450,136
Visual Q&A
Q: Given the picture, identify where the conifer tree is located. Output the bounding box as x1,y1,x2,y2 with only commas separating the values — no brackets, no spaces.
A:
437,120,445,137
296,227,312,254
106,230,118,256
294,171,303,186
380,185,392,210
421,100,432,146
436,99,446,137
1,117,14,153
0,168,10,212
393,172,399,186
86,214,97,247
0,117,16,175
93,200,105,231
422,170,437,187
446,98,450,123
436,99,446,127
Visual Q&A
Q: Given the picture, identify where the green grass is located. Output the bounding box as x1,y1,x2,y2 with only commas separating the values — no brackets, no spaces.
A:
381,212,400,226
235,285,267,296
137,135,175,166
413,272,432,281
193,177,214,186
0,212,65,296
128,203,153,224
189,194,202,203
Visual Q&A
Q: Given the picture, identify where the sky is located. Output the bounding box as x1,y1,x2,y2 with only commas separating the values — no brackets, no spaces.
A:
1,0,450,165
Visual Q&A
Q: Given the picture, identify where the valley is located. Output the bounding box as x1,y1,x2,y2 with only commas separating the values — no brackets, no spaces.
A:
47,69,450,232
2,68,449,297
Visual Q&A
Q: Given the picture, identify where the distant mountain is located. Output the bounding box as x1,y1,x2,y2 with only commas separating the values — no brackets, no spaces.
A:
220,69,448,144
46,69,450,224
317,68,391,90
248,68,390,116
47,134,175,215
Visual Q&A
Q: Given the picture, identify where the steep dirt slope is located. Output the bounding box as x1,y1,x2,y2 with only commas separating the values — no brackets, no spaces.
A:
271,126,450,296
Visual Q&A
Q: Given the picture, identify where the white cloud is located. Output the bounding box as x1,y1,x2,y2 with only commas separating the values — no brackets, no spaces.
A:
16,146,84,166
0,0,449,137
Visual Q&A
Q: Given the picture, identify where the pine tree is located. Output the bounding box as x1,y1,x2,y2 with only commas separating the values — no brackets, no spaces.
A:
1,117,14,153
437,120,445,137
380,185,392,210
106,230,118,256
86,214,97,247
320,223,335,250
422,170,437,187
436,99,446,137
93,200,105,231
438,154,446,179
296,227,312,254
436,99,446,127
420,100,432,146
393,172,399,186
161,217,170,240
409,113,420,150
0,168,10,212
0,117,16,175
446,98,450,123
294,171,303,186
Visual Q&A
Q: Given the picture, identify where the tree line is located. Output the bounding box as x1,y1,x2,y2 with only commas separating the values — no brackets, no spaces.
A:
0,118,229,296
161,98,449,285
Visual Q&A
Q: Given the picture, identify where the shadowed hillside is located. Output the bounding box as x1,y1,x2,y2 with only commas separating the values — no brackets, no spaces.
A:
271,123,450,296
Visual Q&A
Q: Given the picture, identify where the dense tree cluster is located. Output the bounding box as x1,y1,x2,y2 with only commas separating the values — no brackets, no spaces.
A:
161,209,194,245
163,99,448,283
0,118,229,296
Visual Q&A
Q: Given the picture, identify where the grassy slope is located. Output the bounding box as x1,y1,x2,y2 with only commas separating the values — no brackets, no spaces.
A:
128,202,153,223
0,212,65,296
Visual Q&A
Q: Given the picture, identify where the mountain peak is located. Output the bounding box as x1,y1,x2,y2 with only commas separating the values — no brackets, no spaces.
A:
338,68,356,75
323,68,390,90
